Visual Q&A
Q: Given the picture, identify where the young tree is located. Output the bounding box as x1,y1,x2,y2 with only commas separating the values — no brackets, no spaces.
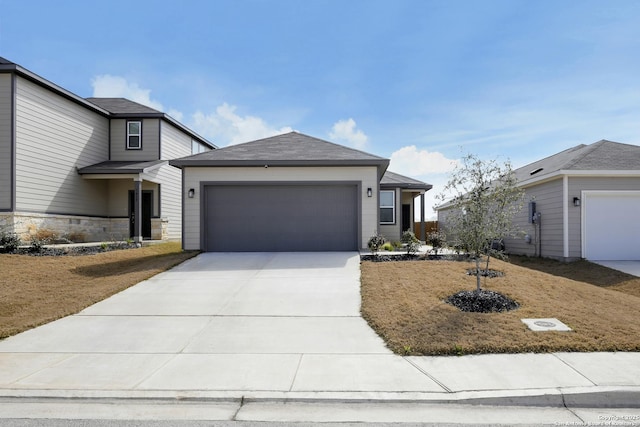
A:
438,153,525,291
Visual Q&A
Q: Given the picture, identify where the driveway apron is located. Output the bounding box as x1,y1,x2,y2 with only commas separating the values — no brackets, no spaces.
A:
0,252,444,393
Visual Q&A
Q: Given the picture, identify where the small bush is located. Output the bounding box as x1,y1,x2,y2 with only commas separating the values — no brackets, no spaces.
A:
381,242,394,251
401,230,421,255
0,232,21,253
34,228,58,243
426,230,446,255
29,237,45,254
367,234,386,255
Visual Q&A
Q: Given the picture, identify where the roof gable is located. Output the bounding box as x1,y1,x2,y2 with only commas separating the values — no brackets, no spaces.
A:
171,131,389,165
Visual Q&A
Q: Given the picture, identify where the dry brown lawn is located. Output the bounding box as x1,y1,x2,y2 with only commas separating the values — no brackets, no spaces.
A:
0,242,197,339
361,256,640,356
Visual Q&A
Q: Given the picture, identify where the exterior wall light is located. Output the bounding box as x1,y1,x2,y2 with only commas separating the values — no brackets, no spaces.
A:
188,188,195,198
573,197,580,207
367,187,373,197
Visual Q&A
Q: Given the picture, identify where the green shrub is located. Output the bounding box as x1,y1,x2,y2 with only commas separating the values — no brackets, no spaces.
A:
401,230,421,255
381,242,394,251
367,234,386,255
427,230,446,255
0,232,21,253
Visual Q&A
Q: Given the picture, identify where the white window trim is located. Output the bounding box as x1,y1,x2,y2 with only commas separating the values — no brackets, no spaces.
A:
127,121,142,150
380,190,396,224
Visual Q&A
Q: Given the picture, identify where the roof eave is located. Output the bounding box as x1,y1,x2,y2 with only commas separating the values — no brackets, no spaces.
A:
170,159,389,168
1,62,111,117
519,169,640,188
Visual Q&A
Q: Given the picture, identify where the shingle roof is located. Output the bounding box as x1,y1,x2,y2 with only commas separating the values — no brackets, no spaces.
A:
86,98,163,115
77,160,166,175
170,132,390,168
381,170,432,190
514,140,640,183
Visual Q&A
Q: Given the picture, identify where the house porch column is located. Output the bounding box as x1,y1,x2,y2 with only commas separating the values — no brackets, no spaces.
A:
133,178,143,244
420,191,426,241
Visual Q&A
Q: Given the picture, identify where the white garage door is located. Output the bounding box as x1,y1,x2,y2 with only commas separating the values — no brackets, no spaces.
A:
583,192,640,261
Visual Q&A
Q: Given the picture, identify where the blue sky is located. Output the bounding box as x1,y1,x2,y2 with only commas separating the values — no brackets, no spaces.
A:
2,0,640,218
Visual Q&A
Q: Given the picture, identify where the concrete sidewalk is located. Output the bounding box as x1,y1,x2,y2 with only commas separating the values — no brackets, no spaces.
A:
0,252,639,422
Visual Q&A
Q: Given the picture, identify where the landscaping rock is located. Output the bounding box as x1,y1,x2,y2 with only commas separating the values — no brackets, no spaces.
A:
445,289,519,313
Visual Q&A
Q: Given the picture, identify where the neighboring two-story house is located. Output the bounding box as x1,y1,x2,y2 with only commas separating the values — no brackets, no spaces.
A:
0,57,215,243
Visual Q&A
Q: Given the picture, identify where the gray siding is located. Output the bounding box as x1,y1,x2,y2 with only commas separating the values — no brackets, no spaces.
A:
504,178,564,258
110,118,160,161
0,74,12,210
14,77,109,216
158,121,192,239
568,176,640,259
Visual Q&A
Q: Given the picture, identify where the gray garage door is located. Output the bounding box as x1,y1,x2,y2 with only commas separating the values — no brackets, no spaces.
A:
204,184,358,252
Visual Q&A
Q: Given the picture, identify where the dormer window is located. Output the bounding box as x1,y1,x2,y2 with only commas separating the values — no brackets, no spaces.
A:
127,121,142,150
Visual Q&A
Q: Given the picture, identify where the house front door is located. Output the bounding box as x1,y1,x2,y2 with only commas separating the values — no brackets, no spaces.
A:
129,190,152,239
402,204,411,233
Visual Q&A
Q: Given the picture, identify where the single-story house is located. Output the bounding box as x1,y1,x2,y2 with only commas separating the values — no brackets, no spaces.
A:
0,57,215,243
437,140,640,261
170,132,432,252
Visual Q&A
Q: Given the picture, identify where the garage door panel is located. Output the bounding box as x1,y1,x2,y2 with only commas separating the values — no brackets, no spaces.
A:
583,193,640,261
205,185,358,252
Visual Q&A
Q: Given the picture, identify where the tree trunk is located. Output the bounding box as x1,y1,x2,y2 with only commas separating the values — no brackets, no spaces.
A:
475,256,482,291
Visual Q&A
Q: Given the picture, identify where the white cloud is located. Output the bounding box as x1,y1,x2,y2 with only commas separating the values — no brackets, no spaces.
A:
190,103,293,146
329,118,368,149
91,75,164,111
390,145,459,175
389,146,460,221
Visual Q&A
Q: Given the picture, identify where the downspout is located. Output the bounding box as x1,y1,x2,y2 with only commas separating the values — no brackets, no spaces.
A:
562,175,569,259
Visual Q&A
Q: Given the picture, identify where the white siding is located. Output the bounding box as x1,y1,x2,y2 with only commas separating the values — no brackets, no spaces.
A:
110,118,160,161
14,77,109,215
182,166,379,250
158,121,192,239
0,74,12,210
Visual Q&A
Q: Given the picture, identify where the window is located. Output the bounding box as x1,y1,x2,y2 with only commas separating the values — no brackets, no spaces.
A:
127,121,142,149
380,190,395,224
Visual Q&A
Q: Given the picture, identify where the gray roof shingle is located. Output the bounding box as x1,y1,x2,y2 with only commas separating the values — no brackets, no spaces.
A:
77,160,166,175
381,170,432,190
170,132,389,168
515,140,640,183
86,98,163,115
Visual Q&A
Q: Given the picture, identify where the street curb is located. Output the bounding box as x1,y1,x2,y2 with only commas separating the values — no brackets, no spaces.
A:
1,386,639,408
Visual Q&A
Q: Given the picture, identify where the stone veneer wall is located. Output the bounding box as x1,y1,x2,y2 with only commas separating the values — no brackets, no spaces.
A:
0,212,168,243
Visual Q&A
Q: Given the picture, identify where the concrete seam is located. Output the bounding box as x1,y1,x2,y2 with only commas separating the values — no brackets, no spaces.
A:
551,353,598,386
561,390,587,424
288,354,305,392
231,395,245,421
403,357,453,393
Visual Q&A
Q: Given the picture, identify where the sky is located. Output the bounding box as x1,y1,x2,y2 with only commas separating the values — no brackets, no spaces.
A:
2,0,640,219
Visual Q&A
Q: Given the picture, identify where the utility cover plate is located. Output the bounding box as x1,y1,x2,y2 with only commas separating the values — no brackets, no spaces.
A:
521,318,572,332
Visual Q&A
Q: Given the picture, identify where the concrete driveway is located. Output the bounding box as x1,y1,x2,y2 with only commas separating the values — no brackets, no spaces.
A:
0,252,444,393
592,260,640,277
